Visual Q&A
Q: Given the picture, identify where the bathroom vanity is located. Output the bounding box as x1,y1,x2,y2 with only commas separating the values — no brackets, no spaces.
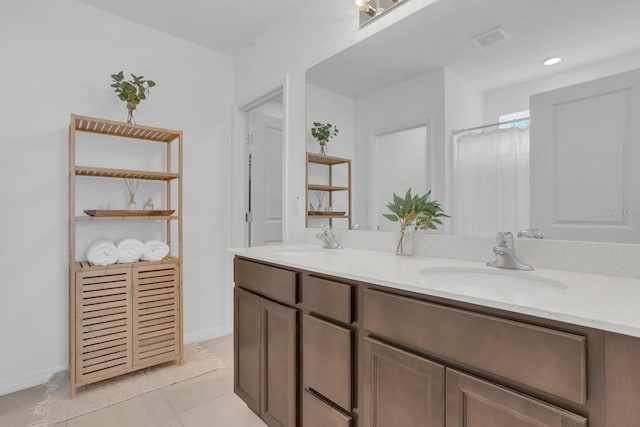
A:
231,245,640,427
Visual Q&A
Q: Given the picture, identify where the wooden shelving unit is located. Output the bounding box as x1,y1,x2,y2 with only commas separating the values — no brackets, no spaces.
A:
68,114,183,397
305,153,352,228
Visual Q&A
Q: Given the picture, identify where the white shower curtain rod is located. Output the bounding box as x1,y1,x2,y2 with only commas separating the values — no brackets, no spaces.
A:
452,116,530,135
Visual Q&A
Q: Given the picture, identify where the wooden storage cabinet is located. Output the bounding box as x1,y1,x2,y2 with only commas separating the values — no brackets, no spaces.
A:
68,115,183,396
234,258,640,426
73,259,181,392
233,260,299,427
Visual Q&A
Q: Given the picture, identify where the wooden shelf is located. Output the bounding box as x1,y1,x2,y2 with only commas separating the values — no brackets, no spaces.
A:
75,166,179,181
307,153,350,165
72,114,181,143
76,215,179,221
75,256,180,271
306,152,352,229
69,114,183,397
308,184,349,192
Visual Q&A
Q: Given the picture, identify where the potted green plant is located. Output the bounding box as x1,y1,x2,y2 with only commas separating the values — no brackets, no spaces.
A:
110,71,156,124
383,188,449,255
310,122,339,155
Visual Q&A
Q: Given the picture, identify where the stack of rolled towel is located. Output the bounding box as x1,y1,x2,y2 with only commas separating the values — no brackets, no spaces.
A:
86,238,170,265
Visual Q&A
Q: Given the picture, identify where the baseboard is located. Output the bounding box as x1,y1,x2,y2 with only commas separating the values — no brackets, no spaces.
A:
0,363,66,397
184,323,233,344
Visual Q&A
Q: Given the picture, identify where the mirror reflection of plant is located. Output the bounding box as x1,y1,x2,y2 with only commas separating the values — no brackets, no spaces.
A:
311,122,339,142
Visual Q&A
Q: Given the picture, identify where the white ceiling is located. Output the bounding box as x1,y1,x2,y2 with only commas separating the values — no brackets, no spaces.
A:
76,0,305,55
307,0,640,96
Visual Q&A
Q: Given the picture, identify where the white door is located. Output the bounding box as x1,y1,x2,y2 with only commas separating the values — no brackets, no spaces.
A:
530,69,640,243
249,111,283,246
372,126,429,231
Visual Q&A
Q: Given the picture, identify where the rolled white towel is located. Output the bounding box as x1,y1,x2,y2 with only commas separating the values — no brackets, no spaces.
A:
116,238,145,264
141,240,170,262
86,239,118,266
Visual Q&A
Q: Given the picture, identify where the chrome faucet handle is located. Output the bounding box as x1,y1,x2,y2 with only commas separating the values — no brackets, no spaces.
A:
518,228,544,239
496,231,514,248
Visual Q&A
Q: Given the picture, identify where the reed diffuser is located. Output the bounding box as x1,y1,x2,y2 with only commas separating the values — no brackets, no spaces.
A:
124,179,140,209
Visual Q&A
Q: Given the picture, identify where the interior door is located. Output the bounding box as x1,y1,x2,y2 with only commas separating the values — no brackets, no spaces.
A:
530,69,640,242
249,111,283,246
372,126,429,231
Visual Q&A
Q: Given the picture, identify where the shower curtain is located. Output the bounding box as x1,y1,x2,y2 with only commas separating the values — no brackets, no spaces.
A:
453,126,530,238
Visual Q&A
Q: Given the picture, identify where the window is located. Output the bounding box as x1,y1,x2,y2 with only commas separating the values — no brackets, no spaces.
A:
498,110,530,129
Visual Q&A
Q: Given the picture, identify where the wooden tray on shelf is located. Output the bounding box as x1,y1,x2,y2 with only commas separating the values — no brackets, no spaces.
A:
83,209,175,217
308,211,346,217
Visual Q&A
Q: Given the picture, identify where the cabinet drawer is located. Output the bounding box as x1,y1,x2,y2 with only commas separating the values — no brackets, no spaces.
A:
303,390,352,427
303,315,353,411
363,289,587,404
302,275,353,323
447,369,587,427
234,258,298,305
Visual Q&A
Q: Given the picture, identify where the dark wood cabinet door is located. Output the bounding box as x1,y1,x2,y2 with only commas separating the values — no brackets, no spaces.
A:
361,337,445,427
446,369,587,427
234,287,262,414
303,314,352,411
261,298,298,427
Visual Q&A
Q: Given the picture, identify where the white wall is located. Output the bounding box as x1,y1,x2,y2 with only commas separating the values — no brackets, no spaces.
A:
232,0,441,246
484,51,640,123
0,0,234,395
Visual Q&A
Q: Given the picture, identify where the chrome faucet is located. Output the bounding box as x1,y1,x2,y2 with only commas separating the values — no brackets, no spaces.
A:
487,231,533,271
316,224,343,250
517,228,544,239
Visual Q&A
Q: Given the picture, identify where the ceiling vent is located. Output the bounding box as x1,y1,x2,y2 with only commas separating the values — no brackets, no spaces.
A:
472,27,510,49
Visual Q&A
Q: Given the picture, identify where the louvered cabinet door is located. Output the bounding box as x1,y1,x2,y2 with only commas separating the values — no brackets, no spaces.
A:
133,263,180,367
75,268,133,383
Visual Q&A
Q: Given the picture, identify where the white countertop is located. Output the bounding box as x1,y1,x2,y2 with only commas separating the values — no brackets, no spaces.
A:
230,244,640,338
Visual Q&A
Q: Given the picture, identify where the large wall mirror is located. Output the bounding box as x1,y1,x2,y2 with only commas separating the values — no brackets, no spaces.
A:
306,0,640,244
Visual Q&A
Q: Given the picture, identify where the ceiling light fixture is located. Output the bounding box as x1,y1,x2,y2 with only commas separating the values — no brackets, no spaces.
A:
543,57,562,66
355,0,378,17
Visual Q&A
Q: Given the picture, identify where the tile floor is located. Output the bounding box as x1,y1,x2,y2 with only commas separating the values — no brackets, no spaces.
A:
0,335,266,427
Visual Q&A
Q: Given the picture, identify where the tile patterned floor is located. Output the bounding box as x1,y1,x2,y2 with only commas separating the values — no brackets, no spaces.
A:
0,335,266,427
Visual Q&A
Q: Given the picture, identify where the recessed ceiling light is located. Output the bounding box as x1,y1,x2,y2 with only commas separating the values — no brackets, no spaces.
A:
543,57,562,66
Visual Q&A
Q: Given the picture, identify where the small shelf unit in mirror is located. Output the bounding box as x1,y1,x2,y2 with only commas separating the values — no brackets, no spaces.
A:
68,114,183,397
306,152,352,229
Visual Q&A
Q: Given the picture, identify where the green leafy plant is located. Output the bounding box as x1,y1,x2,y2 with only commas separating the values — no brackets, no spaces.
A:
383,188,419,232
311,122,339,142
110,71,156,106
413,190,449,231
383,188,449,254
310,122,339,155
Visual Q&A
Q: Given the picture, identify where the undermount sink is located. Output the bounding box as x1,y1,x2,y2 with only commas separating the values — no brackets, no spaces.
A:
269,248,339,257
416,267,566,302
